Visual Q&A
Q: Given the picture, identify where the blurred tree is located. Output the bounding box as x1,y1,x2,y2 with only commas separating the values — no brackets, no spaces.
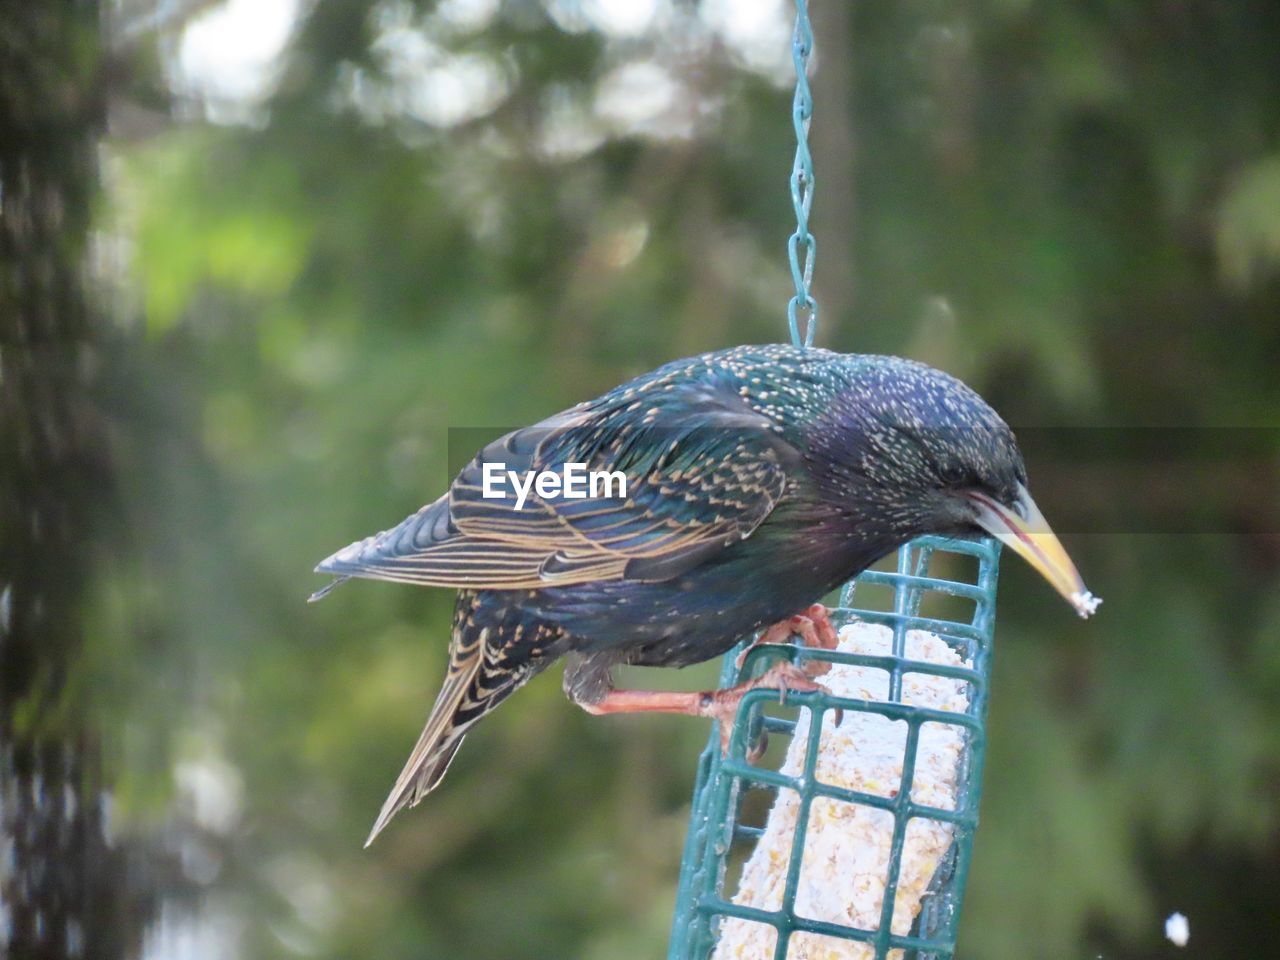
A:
0,3,175,958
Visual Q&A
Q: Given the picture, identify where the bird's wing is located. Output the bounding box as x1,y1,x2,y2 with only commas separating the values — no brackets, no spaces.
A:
314,380,798,590
312,490,606,592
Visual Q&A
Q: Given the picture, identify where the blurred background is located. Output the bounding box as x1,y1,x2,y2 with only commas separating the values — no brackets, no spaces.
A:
3,1,1279,958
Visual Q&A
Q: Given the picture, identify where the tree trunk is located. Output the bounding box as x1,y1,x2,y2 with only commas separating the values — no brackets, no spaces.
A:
0,5,160,958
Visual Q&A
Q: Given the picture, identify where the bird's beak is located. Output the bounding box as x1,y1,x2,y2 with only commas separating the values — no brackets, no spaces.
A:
964,483,1101,618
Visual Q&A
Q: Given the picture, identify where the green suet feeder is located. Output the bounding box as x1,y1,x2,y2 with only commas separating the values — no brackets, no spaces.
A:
668,5,1003,957
669,537,1000,959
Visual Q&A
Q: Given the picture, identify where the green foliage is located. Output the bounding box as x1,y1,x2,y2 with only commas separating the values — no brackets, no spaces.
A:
1218,154,1280,289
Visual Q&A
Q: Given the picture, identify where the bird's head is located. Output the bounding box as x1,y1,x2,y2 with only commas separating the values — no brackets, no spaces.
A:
822,356,1100,618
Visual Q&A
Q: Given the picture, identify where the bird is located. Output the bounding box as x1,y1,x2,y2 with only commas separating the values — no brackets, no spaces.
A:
311,344,1099,846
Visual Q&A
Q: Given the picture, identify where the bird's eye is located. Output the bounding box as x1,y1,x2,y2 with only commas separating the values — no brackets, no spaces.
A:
939,463,969,487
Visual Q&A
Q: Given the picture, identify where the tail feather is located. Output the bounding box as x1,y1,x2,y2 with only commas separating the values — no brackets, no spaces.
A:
364,727,467,847
364,636,481,847
363,616,535,846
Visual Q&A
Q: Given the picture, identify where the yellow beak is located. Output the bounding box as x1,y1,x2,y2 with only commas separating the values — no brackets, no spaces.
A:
965,484,1101,618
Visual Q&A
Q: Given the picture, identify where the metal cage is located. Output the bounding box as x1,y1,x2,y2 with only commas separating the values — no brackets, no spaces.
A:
669,535,1002,960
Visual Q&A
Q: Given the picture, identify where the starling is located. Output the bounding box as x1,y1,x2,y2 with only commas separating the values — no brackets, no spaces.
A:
311,344,1098,845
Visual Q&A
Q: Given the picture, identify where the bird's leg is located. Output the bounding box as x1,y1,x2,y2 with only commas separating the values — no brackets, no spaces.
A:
577,660,826,759
735,603,839,677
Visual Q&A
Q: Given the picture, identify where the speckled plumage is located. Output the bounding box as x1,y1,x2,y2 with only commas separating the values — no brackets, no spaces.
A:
313,344,1028,843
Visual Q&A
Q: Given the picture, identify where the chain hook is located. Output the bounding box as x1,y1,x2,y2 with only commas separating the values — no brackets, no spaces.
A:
787,0,818,348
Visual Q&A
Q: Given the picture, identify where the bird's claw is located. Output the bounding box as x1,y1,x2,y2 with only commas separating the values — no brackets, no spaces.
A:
736,604,839,677
746,729,769,764
706,660,828,759
762,659,826,701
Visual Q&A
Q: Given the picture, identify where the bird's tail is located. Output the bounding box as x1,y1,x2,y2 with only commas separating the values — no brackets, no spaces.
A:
364,622,530,847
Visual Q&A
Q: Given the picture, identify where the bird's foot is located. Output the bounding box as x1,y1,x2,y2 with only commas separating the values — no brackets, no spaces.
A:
736,603,839,678
574,652,834,764
702,660,828,761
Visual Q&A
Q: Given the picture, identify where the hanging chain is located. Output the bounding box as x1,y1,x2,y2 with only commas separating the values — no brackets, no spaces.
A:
787,0,817,348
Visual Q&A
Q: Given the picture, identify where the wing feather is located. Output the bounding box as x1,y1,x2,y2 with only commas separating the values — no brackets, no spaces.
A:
314,377,797,592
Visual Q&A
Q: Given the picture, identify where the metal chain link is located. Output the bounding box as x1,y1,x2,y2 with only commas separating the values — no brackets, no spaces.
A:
787,0,817,348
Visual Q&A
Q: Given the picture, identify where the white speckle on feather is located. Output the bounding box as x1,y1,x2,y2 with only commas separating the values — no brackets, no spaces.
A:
712,622,972,960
